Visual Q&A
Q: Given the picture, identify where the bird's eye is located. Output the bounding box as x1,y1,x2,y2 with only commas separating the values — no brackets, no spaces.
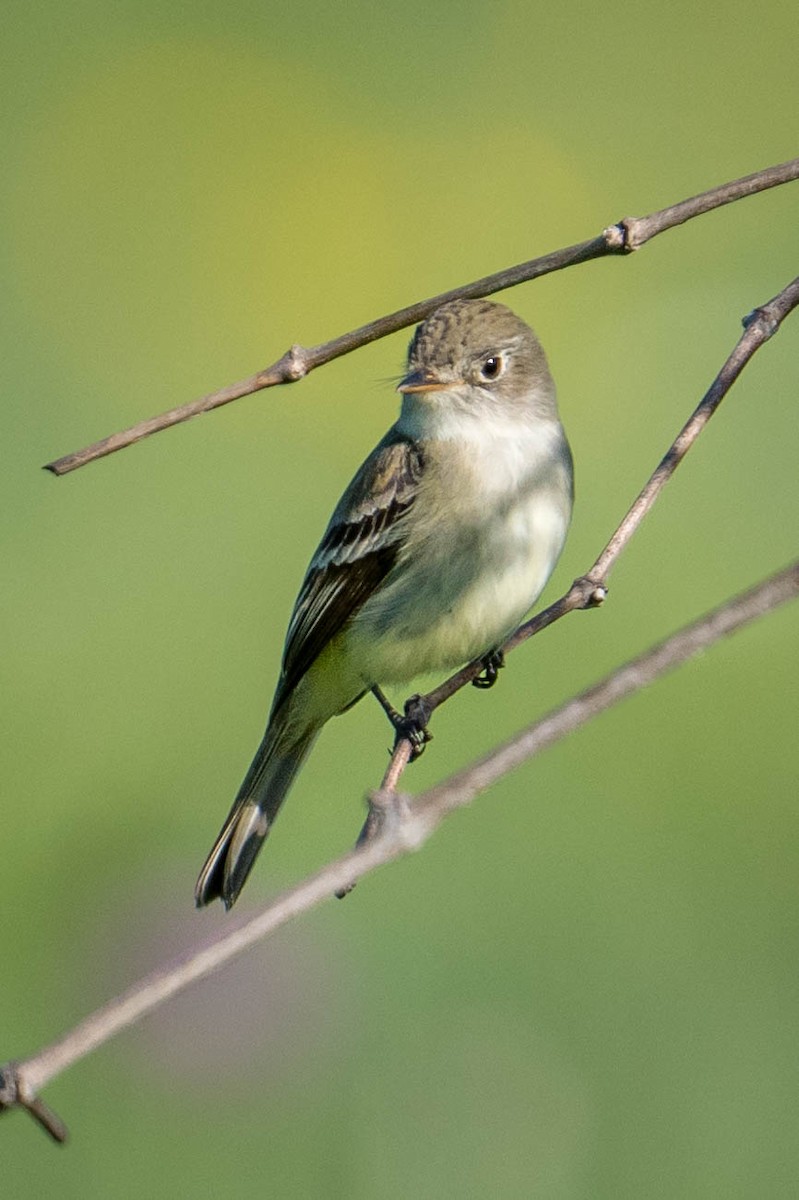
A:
479,355,504,381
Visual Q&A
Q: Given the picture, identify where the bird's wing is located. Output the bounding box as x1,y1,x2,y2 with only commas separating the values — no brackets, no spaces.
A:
272,431,425,712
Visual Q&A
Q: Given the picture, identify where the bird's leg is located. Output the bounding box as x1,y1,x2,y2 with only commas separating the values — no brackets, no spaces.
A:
371,686,433,760
371,684,404,727
472,648,505,689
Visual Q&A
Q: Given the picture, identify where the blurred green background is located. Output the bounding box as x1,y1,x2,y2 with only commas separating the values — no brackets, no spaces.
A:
2,0,798,1195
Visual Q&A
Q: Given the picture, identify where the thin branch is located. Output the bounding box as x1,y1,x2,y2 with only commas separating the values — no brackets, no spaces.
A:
43,157,799,475
3,559,797,1140
408,274,799,728
621,158,799,248
418,561,799,820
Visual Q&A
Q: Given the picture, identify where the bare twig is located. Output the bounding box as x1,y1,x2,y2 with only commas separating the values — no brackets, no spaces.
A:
417,562,799,819
0,1069,69,1144
3,560,797,1140
43,157,799,475
404,274,799,732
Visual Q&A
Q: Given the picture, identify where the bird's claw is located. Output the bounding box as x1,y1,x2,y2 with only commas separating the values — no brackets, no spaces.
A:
395,693,433,760
372,685,432,759
472,649,505,689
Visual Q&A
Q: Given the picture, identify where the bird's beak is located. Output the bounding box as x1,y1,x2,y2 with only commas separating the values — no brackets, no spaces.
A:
397,369,457,394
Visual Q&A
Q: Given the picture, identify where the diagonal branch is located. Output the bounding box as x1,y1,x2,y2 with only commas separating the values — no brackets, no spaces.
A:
3,559,797,1142
405,273,799,733
43,157,799,475
416,561,799,820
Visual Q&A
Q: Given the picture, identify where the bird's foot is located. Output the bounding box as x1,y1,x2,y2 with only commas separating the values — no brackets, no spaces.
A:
371,687,432,760
396,694,433,760
472,648,505,689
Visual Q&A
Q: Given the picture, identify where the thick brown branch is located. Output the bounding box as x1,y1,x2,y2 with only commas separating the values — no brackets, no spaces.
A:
3,560,797,1140
43,157,799,475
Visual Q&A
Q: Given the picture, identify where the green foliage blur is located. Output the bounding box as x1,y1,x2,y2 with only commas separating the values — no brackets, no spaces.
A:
2,0,798,1194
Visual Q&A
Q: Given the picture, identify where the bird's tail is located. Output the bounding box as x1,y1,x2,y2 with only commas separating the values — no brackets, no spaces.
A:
195,720,317,910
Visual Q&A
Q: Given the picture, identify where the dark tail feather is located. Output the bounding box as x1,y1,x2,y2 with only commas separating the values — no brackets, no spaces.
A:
195,725,317,910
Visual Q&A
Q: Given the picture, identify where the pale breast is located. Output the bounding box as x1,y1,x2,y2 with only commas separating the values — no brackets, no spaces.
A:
348,422,572,684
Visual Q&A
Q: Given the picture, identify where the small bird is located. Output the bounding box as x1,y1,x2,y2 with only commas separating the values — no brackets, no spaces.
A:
195,298,574,908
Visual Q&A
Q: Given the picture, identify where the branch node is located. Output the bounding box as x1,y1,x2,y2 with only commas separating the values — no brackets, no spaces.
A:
570,575,608,609
365,786,413,838
587,584,608,607
366,788,429,852
603,222,629,251
279,344,310,382
606,218,648,252
0,1061,69,1144
742,305,778,338
335,788,417,897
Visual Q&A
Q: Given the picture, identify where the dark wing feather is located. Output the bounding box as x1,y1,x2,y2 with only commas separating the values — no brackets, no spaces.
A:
272,432,424,712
